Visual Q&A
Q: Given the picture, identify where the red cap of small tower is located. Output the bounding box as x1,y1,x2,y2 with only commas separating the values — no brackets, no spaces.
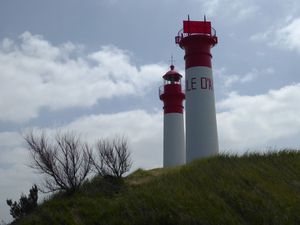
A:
159,65,185,114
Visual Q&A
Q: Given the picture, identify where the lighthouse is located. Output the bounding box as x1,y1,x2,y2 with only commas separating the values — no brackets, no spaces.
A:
175,17,219,162
159,65,185,167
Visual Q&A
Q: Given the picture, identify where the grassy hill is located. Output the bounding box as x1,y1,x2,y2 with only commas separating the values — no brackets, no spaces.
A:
12,150,300,225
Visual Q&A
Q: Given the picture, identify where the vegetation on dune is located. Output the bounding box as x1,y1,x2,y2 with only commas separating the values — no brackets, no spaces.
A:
6,185,38,220
7,131,132,224
10,150,300,225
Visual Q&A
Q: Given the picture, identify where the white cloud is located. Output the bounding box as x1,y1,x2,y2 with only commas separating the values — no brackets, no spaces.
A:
54,109,163,169
0,32,165,123
201,0,259,20
215,67,274,88
250,17,300,53
217,83,300,151
0,131,23,148
20,109,164,170
274,17,300,52
202,0,220,16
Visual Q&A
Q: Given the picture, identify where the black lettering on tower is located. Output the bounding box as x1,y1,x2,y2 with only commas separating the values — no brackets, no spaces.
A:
201,77,207,89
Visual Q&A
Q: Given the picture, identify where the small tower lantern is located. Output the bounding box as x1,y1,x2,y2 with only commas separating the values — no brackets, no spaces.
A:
159,65,185,167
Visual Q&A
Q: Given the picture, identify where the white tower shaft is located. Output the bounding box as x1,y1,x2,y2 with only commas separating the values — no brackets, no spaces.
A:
164,113,185,166
185,66,218,162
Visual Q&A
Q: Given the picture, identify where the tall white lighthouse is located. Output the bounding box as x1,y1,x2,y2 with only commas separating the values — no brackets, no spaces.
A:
159,65,185,167
175,18,219,162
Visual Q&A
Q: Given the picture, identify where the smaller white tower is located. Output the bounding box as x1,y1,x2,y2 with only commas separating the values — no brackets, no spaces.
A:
159,65,185,167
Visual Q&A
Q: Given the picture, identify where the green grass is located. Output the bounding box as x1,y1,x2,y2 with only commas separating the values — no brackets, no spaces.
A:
12,150,300,225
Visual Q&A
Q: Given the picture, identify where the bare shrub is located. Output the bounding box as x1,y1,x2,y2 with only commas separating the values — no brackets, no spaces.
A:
92,136,132,178
24,131,93,193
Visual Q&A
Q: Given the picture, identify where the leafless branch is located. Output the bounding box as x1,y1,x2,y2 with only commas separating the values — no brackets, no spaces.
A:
24,131,93,193
92,136,132,178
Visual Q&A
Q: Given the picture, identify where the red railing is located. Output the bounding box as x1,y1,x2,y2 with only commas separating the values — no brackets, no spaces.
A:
175,27,217,44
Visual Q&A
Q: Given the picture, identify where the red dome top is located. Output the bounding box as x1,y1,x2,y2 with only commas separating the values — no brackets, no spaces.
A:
163,65,182,81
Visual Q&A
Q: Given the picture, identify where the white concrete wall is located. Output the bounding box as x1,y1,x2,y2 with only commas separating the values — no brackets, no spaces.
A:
163,113,185,167
185,66,219,162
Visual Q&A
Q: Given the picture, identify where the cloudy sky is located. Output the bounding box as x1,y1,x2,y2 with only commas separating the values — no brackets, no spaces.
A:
1,0,300,222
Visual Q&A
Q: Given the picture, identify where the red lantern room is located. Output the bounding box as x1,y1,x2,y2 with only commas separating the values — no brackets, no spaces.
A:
159,65,185,114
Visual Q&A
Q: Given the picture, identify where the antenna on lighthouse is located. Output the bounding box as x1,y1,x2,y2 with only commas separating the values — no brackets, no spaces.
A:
187,15,191,35
170,55,175,67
